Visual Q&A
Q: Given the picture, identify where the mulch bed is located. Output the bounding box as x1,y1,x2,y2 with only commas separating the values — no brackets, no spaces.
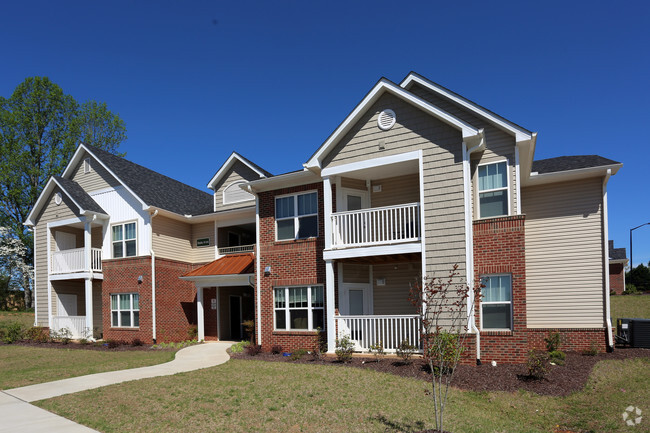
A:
230,347,650,396
8,340,174,352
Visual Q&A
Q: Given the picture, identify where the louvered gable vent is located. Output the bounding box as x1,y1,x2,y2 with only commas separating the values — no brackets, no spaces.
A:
223,181,255,204
377,109,396,130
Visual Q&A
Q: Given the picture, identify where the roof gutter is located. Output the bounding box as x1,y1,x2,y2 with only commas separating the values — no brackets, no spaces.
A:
602,169,614,351
527,163,622,187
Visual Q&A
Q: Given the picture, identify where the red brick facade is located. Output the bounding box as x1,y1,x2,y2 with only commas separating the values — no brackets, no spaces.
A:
257,182,328,352
609,262,625,295
102,256,197,344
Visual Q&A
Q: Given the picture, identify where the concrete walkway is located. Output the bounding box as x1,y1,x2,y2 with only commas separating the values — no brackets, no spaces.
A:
0,341,232,432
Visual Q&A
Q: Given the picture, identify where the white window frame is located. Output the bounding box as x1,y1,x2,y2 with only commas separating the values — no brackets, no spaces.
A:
477,160,510,219
111,221,137,258
275,190,319,241
83,158,92,174
479,273,513,331
223,180,255,205
110,293,139,328
273,285,324,331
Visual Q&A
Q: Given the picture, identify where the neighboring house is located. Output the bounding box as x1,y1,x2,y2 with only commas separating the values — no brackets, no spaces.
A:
26,72,622,363
608,240,628,295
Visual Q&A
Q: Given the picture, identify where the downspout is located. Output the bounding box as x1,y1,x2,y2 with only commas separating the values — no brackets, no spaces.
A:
463,134,484,365
149,209,159,344
602,169,613,351
247,185,262,346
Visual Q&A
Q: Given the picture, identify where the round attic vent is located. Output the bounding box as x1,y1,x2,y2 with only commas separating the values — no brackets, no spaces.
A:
377,109,396,130
54,192,62,205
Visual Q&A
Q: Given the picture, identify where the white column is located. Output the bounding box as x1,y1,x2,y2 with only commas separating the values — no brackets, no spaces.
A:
216,287,221,340
197,286,205,341
323,177,333,250
84,221,92,272
326,259,336,353
84,278,94,340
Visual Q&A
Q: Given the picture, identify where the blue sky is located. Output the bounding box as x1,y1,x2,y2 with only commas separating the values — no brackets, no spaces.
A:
2,1,649,265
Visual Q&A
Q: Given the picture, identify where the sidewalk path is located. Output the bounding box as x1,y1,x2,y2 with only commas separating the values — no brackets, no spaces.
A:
0,341,232,432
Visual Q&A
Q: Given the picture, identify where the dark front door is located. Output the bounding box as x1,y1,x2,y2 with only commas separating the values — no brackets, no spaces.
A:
229,296,242,341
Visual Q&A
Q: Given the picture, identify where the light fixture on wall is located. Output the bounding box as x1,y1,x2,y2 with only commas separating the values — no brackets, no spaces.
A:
264,266,271,276
376,278,386,286
138,275,143,284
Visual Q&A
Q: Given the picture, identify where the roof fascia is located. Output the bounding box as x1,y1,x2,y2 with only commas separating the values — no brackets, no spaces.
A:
247,170,321,193
207,152,268,190
400,73,533,142
609,259,628,264
179,273,254,286
304,78,481,169
148,205,254,224
525,163,622,187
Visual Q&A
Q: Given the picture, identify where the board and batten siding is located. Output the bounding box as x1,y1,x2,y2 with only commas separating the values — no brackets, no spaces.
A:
71,151,120,192
408,83,519,218
322,92,467,277
213,161,259,211
192,222,215,263
33,187,82,326
522,177,605,328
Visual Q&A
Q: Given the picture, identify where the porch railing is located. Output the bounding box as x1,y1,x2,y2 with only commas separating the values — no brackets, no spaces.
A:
331,202,421,248
336,314,422,352
218,244,255,255
51,248,102,274
51,315,87,339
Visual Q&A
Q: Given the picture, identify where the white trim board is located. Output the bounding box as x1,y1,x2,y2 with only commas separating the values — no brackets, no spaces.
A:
323,242,421,261
207,152,269,190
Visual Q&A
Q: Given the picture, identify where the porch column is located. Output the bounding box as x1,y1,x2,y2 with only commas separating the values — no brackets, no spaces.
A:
197,286,205,341
84,221,92,272
326,259,336,353
84,278,94,340
323,176,332,250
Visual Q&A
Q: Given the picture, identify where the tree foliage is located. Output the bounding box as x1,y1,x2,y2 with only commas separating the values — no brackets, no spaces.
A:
0,227,33,310
0,77,126,307
626,262,650,292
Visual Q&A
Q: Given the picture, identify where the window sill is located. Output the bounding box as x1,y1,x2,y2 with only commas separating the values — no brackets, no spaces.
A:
274,237,319,244
110,327,140,330
273,330,320,335
481,329,513,335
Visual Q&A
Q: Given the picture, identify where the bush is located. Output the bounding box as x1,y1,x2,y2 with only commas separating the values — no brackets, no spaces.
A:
623,284,639,295
582,342,598,356
289,348,308,361
426,332,463,375
187,325,198,340
57,327,72,344
245,344,262,356
311,327,326,360
242,320,255,343
106,339,120,349
25,326,49,343
544,331,561,352
527,350,548,380
369,341,385,363
230,341,250,354
548,350,566,365
131,338,144,347
335,335,355,363
396,339,417,365
0,322,24,344
271,344,283,355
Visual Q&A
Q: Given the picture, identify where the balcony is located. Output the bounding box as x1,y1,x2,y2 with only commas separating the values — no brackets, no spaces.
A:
331,202,421,249
218,244,255,255
51,315,88,339
51,248,102,274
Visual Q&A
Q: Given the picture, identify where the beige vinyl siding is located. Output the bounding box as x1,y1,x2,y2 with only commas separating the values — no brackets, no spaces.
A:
341,263,370,283
372,263,419,315
323,92,467,277
409,83,519,218
71,151,120,192
93,281,102,334
33,188,82,326
192,222,215,263
522,177,605,328
152,216,193,262
341,177,367,190
213,161,260,211
370,174,419,208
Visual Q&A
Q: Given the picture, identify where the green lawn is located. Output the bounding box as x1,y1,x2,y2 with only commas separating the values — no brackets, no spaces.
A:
0,345,177,389
610,294,650,321
36,357,650,433
0,310,35,328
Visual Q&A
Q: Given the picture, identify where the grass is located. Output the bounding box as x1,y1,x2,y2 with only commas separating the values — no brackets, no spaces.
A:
0,310,35,328
36,357,650,433
610,294,650,321
0,345,177,390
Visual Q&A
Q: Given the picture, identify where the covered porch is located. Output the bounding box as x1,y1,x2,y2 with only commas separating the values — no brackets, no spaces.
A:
50,279,103,339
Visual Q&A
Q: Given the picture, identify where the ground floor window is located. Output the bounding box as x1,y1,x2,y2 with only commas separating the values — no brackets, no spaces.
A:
274,285,324,331
111,293,139,327
481,274,512,330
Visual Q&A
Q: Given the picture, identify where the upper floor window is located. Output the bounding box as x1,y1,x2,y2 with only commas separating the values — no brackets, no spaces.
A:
481,274,512,330
275,191,318,241
478,161,508,218
112,222,136,258
223,181,254,204
83,158,92,174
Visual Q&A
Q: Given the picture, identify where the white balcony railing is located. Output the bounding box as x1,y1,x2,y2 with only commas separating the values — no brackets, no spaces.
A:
51,315,88,339
331,202,421,248
51,248,102,274
218,244,255,255
336,314,422,352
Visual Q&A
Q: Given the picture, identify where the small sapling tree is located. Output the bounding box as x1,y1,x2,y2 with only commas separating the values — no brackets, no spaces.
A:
409,264,482,433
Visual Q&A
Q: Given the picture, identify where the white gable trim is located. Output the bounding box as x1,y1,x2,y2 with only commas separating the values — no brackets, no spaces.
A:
400,73,533,143
305,79,481,169
207,152,268,190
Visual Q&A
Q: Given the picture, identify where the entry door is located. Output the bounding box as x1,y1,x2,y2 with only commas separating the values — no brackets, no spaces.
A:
341,189,369,211
57,294,77,316
55,231,76,251
340,283,371,316
229,296,242,341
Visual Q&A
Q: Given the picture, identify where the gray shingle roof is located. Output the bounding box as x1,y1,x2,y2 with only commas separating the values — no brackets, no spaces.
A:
609,240,627,261
86,146,214,216
532,155,620,175
54,176,107,214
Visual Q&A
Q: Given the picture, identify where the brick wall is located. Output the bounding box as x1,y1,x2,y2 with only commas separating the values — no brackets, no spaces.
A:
527,328,608,352
473,215,527,363
102,256,197,344
257,182,328,352
609,263,625,295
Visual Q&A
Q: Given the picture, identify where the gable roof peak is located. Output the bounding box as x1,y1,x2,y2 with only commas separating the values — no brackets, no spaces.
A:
206,151,271,190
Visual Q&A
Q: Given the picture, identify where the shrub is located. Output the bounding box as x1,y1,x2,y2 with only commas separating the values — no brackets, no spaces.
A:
527,350,548,380
245,344,262,356
271,344,283,355
25,326,49,343
131,338,144,347
396,339,417,365
230,341,250,354
57,327,72,344
335,335,355,363
312,327,326,360
368,341,385,363
289,348,308,361
623,284,639,295
0,322,24,344
242,320,255,343
187,325,198,340
544,331,561,352
426,332,463,375
548,350,566,365
582,342,598,356
106,339,120,349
